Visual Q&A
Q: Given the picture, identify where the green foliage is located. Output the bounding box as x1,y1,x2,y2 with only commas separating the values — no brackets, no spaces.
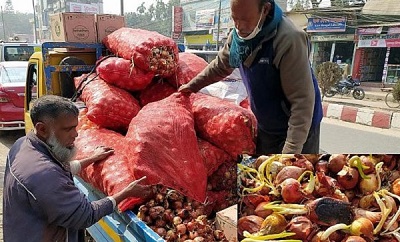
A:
125,0,180,37
315,61,343,97
0,12,34,40
393,81,400,101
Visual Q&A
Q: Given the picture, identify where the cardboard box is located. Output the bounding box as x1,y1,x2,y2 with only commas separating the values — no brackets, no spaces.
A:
50,13,97,43
96,14,125,43
216,204,238,242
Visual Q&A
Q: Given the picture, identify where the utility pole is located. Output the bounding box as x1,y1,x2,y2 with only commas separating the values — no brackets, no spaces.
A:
32,0,38,43
1,6,5,40
120,0,124,16
216,0,222,50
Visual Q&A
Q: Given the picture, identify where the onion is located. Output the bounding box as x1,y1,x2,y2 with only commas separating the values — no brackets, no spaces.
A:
384,218,399,232
345,190,356,201
360,156,375,174
315,160,329,173
275,166,306,185
165,230,177,242
392,178,400,196
293,154,315,171
342,236,367,242
155,193,164,204
238,215,264,237
193,237,205,242
280,178,304,203
287,216,313,240
163,209,174,223
359,174,379,195
155,219,166,228
349,218,374,239
358,194,376,209
149,206,165,220
173,216,182,225
353,208,381,224
189,231,199,239
328,154,347,173
155,227,167,237
254,201,273,218
337,166,359,189
176,223,187,235
186,221,197,231
260,213,287,234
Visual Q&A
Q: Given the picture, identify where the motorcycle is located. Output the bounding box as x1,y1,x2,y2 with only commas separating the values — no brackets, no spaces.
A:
324,75,365,100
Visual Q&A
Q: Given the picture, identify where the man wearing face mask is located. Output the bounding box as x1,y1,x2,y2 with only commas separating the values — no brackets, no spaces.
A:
179,0,323,154
3,95,153,242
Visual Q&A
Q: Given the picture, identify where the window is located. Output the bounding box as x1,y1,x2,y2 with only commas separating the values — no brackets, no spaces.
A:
25,63,38,111
0,65,28,83
4,46,36,61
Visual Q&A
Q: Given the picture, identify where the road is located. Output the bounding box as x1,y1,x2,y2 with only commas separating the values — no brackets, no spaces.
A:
321,118,400,153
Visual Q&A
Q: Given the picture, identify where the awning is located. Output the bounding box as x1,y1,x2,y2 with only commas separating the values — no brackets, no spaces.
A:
362,0,400,16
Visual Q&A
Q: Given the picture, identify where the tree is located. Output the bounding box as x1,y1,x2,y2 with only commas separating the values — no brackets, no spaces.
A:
4,0,14,13
393,81,400,102
315,62,343,100
125,0,180,37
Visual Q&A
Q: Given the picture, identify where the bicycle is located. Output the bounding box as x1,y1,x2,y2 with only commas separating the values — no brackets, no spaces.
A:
385,90,400,108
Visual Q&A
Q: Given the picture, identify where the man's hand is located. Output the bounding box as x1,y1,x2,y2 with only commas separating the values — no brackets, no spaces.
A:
91,146,114,162
113,176,155,204
178,83,194,93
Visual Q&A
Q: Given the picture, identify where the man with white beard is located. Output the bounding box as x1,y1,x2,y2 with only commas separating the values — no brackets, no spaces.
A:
3,95,152,242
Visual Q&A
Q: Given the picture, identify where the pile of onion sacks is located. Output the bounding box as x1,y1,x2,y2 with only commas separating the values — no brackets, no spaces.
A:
238,154,400,242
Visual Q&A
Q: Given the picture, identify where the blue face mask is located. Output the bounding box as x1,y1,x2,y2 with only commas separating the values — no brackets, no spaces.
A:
235,12,264,41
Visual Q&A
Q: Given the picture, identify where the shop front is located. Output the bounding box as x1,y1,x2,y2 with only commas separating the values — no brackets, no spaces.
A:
310,34,355,76
307,17,356,76
353,26,400,85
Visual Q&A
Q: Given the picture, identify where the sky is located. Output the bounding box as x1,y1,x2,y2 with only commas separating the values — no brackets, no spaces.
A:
4,0,154,14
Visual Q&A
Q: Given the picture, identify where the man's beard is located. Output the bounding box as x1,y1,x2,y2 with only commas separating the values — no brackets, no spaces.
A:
46,131,77,163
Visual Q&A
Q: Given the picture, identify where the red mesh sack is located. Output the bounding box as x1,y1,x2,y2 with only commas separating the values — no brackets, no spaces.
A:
191,93,257,158
103,27,179,77
75,127,142,212
197,138,232,176
138,80,176,106
74,74,141,132
240,98,250,109
76,108,99,131
207,160,237,192
167,52,208,88
96,57,154,92
125,93,207,202
204,190,237,214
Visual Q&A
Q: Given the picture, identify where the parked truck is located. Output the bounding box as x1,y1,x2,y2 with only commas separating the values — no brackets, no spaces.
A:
23,42,164,241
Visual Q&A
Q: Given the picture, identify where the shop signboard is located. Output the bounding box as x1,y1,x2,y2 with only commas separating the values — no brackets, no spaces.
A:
388,26,400,35
307,17,346,33
311,34,354,42
172,6,183,33
195,9,215,29
358,39,400,48
357,27,382,35
358,34,400,47
69,2,99,14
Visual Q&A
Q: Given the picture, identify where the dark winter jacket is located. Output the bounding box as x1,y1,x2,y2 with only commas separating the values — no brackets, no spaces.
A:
3,132,114,242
